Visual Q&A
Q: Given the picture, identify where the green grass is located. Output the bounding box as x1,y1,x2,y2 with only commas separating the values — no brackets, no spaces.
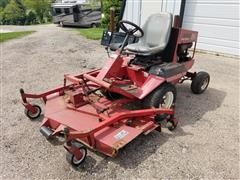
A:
0,31,35,43
79,28,104,40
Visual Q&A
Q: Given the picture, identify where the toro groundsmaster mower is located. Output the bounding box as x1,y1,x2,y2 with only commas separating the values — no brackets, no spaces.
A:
20,13,210,166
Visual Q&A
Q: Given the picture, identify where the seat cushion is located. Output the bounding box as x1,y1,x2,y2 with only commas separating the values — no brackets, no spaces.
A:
126,43,150,53
125,13,173,56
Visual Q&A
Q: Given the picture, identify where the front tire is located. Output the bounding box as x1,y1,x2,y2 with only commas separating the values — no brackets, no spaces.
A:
144,83,177,122
191,71,210,94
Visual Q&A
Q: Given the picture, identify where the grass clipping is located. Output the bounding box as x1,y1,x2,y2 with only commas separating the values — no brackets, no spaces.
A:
79,28,103,40
0,31,35,43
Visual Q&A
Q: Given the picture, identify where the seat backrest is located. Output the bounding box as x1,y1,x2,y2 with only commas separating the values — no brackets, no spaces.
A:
140,13,173,48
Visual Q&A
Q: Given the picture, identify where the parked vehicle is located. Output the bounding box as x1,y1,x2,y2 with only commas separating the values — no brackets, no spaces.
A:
51,3,101,27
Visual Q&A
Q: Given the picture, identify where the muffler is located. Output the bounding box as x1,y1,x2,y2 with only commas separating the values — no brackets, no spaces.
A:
40,126,53,139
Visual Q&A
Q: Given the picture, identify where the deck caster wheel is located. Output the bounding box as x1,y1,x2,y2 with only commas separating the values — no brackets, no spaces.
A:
191,71,210,94
166,121,178,131
66,145,87,167
24,104,42,120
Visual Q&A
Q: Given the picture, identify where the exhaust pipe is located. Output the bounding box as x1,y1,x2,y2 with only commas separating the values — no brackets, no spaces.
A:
40,126,53,139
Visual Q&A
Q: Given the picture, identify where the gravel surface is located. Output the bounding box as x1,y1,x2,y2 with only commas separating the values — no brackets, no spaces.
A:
0,24,239,179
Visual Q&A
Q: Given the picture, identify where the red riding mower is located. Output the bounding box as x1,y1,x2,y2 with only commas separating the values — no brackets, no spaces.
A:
20,13,210,167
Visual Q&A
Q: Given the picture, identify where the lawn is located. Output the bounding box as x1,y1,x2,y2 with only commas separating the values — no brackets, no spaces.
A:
0,31,35,43
79,28,104,40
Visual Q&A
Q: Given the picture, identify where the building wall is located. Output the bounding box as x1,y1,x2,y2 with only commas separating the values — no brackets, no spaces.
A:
183,0,240,56
123,0,181,26
122,0,141,25
123,0,240,56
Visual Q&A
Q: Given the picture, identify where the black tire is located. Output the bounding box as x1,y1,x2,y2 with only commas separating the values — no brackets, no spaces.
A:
101,90,122,100
24,104,42,120
191,71,210,94
144,83,177,122
66,144,87,167
91,23,97,28
59,21,64,27
166,120,178,131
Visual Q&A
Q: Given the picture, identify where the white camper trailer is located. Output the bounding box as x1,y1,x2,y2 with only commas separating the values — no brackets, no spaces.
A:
51,2,101,27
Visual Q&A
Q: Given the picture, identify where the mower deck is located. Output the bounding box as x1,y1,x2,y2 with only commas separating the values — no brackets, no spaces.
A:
41,93,164,157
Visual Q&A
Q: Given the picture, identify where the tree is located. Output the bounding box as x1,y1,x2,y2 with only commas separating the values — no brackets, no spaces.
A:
87,0,101,7
0,0,10,8
0,7,5,24
23,0,50,23
25,10,37,25
3,0,26,25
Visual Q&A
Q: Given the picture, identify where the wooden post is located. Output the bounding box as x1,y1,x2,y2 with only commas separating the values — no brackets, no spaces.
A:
173,15,180,28
109,7,115,32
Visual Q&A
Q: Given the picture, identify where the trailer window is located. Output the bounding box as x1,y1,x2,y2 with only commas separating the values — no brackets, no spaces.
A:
55,8,62,15
64,8,70,14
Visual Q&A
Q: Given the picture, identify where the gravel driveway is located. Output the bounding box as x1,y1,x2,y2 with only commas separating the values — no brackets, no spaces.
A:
0,24,239,179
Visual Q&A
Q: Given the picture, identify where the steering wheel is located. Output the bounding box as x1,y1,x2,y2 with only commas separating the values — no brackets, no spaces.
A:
119,20,144,38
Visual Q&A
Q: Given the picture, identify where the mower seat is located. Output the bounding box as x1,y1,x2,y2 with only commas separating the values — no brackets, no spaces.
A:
126,13,173,56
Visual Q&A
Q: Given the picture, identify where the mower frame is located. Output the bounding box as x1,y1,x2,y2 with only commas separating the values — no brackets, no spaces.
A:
20,20,210,166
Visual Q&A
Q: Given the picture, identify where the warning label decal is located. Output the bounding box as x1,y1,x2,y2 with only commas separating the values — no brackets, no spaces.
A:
114,130,128,140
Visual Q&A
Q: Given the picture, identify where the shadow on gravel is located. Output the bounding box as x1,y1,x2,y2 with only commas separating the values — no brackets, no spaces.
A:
176,84,227,127
73,85,226,171
31,114,44,122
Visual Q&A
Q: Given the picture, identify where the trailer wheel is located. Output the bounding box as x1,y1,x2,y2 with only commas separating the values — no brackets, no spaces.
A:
59,21,64,27
91,23,97,28
144,83,176,122
66,144,87,167
191,71,210,94
24,104,42,120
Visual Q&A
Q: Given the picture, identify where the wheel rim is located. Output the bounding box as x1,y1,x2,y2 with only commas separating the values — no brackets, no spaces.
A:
159,92,174,108
28,107,40,118
72,148,86,164
201,78,209,91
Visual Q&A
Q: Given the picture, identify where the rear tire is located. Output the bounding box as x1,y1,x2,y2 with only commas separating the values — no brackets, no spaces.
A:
144,83,177,122
191,71,210,94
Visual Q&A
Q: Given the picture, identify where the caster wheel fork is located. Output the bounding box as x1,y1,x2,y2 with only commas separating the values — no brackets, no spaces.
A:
65,141,87,167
